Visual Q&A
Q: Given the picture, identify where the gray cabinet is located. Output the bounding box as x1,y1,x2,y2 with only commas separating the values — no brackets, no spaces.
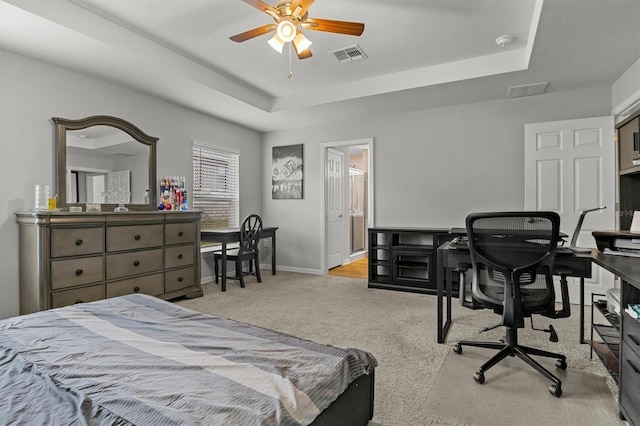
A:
15,211,202,314
619,116,640,173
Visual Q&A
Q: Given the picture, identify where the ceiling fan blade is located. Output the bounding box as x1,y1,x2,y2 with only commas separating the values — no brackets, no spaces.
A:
302,18,364,36
296,47,313,60
290,0,315,19
241,0,280,18
229,24,276,42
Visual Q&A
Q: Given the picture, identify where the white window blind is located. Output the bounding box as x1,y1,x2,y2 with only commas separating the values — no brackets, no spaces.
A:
192,142,239,229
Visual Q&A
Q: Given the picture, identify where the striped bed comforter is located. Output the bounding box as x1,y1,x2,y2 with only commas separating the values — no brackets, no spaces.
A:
0,294,376,425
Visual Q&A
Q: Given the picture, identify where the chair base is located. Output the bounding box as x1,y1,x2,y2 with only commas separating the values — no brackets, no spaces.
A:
453,328,567,397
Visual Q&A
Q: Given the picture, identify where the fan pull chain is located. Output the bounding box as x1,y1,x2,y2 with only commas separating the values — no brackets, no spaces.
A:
288,43,293,79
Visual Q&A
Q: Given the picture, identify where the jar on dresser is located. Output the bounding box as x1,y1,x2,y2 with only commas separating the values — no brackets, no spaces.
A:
15,211,202,314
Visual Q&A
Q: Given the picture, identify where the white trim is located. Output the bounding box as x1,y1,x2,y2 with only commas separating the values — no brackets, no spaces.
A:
320,137,374,275
612,93,640,122
192,140,241,156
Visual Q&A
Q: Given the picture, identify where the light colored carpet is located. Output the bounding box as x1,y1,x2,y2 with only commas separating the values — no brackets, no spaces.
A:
425,348,619,426
176,270,622,426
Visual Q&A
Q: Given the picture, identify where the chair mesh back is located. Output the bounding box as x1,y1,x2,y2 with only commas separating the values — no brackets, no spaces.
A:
467,212,559,324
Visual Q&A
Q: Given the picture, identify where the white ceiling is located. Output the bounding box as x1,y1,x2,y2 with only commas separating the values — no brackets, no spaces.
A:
1,0,638,132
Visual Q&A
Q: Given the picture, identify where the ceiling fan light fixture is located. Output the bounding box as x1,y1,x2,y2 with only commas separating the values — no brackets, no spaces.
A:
293,33,312,54
268,34,285,53
276,19,297,43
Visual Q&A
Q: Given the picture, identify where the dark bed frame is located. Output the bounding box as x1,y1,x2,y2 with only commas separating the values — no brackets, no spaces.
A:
310,369,375,426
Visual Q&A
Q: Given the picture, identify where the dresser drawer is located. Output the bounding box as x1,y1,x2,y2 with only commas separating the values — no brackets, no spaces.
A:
165,222,195,245
51,284,103,308
51,256,103,290
106,248,162,280
165,245,194,269
106,273,163,298
620,340,640,424
106,224,163,252
51,227,103,258
165,266,195,293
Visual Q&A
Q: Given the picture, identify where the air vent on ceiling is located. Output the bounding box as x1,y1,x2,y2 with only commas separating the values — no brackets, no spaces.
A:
330,44,368,64
508,82,548,98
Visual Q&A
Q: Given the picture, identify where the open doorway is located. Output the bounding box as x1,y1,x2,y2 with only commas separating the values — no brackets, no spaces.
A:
321,138,374,276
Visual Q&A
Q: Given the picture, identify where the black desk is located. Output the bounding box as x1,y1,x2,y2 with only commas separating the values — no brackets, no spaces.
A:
591,251,640,425
436,240,593,344
201,227,278,291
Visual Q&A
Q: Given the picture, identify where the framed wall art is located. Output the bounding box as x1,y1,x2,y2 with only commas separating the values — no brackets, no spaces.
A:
272,144,303,199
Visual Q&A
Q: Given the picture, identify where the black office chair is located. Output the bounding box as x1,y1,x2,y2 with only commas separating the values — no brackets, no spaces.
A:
214,214,263,288
453,211,570,397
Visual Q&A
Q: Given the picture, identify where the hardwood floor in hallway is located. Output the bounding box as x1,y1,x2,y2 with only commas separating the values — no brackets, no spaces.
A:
328,257,368,279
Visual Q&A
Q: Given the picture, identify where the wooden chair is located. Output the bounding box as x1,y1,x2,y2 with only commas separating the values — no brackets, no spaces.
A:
214,214,262,288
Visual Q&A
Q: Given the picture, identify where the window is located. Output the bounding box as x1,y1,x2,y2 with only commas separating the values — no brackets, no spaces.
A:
192,142,239,229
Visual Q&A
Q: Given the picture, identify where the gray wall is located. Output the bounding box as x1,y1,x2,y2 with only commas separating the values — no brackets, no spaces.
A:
1,46,637,318
0,49,262,319
261,86,614,273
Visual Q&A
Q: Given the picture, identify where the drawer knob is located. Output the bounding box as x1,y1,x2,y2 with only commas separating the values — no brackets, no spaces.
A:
134,234,141,241
627,359,640,374
75,269,83,276
133,286,140,293
75,239,83,246
178,277,184,282
178,254,184,259
178,231,184,237
75,299,83,304
133,260,140,267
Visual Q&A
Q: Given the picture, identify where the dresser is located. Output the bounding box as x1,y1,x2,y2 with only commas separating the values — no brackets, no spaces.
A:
15,211,202,314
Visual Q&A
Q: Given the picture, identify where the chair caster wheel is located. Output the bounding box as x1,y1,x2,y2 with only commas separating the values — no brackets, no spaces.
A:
549,384,562,397
556,359,567,370
453,344,462,354
473,372,485,384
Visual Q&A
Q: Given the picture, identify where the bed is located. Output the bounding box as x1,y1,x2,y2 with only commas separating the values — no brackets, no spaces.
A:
0,294,376,425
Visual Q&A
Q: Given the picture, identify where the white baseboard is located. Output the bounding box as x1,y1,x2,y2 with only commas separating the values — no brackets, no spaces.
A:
259,264,322,275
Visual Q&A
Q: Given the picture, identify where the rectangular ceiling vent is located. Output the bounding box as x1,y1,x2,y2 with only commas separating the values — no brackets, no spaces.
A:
508,82,549,98
330,45,368,64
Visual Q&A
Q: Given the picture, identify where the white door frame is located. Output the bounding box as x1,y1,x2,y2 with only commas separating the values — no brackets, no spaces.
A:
320,137,374,274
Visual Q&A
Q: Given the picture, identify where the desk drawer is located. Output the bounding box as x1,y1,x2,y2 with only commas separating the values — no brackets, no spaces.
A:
623,312,640,358
51,256,103,290
620,340,640,424
165,245,194,269
106,273,163,298
51,227,103,258
165,222,195,245
106,248,162,280
51,284,103,308
165,266,195,293
106,224,163,252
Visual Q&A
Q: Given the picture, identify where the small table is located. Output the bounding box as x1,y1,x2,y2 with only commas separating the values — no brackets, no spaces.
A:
201,227,278,291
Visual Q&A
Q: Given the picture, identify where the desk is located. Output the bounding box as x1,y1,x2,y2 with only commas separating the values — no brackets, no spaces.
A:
436,240,592,344
201,227,278,291
591,251,640,425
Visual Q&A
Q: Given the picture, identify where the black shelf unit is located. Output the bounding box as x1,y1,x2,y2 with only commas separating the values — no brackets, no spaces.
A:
588,293,620,383
368,227,453,294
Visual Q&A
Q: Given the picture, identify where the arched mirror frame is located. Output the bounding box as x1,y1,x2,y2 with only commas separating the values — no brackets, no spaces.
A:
53,115,157,211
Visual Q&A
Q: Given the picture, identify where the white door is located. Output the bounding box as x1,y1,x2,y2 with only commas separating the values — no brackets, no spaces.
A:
326,149,344,269
107,170,131,203
524,116,615,304
86,174,105,203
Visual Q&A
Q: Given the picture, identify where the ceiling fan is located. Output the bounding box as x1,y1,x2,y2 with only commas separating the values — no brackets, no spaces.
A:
229,0,365,60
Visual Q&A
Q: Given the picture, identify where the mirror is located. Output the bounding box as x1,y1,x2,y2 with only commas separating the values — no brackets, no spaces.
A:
53,115,157,211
